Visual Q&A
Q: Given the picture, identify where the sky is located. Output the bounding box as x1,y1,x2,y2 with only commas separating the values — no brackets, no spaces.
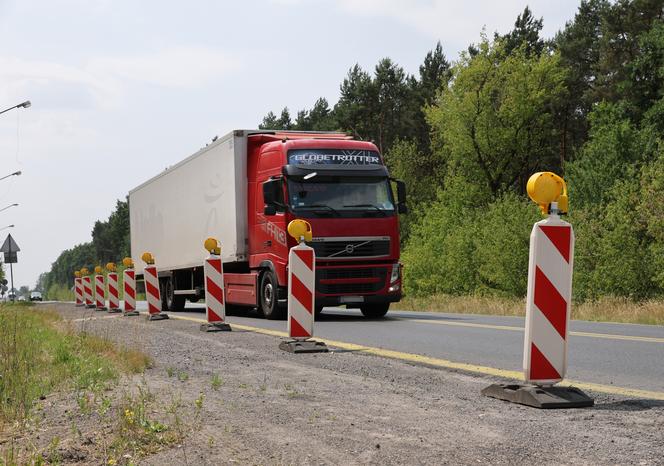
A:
0,0,581,289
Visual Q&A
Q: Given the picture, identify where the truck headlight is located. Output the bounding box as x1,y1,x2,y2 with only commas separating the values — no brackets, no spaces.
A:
390,263,400,283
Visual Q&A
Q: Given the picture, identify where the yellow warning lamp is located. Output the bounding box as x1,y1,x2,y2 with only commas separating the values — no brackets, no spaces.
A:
287,219,313,243
74,271,81,278
204,237,221,255
81,267,89,276
94,265,103,274
141,252,155,265
106,262,117,272
122,257,134,269
527,172,569,215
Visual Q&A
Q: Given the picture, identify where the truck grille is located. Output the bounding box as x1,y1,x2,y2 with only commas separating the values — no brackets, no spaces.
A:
316,267,387,295
308,238,390,259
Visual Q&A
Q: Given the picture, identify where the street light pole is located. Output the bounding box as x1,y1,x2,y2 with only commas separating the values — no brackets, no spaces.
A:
0,172,21,182
0,204,18,214
0,100,31,116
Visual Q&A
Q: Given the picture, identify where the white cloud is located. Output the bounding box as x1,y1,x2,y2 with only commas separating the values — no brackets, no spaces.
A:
89,47,241,88
335,0,576,52
0,46,241,110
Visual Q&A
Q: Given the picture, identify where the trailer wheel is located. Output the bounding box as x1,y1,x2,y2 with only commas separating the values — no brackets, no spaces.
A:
259,270,286,320
161,278,185,312
360,303,390,318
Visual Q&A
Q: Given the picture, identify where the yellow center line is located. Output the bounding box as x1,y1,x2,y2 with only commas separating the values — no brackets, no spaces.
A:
163,313,664,401
407,318,664,344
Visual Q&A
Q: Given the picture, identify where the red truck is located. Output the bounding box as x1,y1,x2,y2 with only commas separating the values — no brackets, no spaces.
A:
129,130,406,318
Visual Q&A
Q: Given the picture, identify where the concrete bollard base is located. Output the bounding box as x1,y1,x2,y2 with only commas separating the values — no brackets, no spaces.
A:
279,339,329,354
200,322,232,332
482,384,594,409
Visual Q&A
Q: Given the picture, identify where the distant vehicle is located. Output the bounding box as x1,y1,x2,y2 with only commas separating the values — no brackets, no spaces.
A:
30,291,42,301
18,296,26,302
129,130,407,319
7,291,16,301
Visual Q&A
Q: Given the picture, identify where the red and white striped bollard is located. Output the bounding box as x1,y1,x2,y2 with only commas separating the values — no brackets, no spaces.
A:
279,220,327,353
82,268,95,309
94,266,106,311
482,173,593,408
523,211,573,384
74,272,84,307
201,238,231,332
142,252,169,321
106,262,121,313
122,257,139,316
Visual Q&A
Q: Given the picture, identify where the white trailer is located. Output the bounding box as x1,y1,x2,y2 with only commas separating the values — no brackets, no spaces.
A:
129,130,249,277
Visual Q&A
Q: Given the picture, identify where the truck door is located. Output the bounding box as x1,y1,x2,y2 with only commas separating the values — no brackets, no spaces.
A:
255,151,288,260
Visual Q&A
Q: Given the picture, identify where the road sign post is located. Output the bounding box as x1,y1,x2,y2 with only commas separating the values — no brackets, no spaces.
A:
1,234,20,302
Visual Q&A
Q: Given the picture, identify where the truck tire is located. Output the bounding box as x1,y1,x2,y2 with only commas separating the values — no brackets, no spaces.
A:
360,303,389,318
162,278,185,312
259,270,286,320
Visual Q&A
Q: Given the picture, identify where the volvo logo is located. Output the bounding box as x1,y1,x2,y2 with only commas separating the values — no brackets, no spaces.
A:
328,240,372,258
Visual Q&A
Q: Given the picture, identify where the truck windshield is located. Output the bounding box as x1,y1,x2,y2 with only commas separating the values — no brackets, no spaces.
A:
287,177,395,217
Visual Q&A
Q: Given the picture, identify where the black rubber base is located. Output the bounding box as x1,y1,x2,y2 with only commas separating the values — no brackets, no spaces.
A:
95,307,107,311
123,311,140,317
75,304,85,307
279,339,329,354
482,384,594,409
146,312,169,321
85,305,96,309
200,322,232,332
107,308,122,313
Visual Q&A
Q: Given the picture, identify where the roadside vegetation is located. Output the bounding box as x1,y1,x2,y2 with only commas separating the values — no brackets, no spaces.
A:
400,295,664,326
0,303,165,464
38,1,664,325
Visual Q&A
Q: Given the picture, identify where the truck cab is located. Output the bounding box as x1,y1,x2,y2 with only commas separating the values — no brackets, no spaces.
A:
247,132,405,318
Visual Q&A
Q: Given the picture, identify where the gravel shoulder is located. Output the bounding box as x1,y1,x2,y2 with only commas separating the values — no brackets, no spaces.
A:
13,303,664,465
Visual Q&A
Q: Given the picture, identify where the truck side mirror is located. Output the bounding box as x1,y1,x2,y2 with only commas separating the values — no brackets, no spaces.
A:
263,178,282,215
396,180,408,214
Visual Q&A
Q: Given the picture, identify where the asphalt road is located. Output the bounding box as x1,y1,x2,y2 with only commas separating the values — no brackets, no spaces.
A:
125,301,664,396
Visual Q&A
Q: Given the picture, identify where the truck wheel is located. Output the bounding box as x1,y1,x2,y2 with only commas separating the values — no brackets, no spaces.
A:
360,303,390,318
259,270,286,320
168,293,186,312
161,278,185,312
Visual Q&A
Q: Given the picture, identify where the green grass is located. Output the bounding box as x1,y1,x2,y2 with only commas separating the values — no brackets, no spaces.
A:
0,303,151,426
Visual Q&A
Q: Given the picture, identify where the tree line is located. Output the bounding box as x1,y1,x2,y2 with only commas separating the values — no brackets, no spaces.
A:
42,0,664,302
37,200,129,297
259,0,664,301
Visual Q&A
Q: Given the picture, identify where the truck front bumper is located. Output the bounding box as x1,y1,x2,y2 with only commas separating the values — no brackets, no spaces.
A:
313,262,402,308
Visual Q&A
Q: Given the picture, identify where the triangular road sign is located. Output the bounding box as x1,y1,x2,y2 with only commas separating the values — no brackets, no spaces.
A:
0,234,20,254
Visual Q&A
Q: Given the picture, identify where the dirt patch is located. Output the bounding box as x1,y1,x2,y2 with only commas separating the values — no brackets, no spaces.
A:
4,303,663,465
